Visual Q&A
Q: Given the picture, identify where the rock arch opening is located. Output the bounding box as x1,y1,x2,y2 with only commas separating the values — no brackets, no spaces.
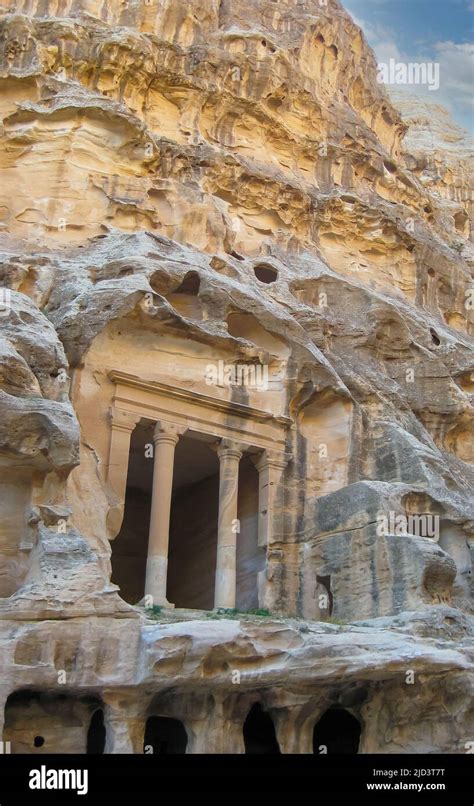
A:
243,703,280,754
167,271,203,319
144,716,187,754
312,708,361,754
3,691,103,754
87,708,106,754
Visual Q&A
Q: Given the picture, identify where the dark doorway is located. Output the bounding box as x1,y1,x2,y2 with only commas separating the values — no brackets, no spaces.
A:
87,709,106,754
243,703,280,754
111,425,220,608
167,435,219,609
110,420,152,604
144,716,187,754
312,708,361,754
112,424,262,610
3,691,103,753
236,456,264,611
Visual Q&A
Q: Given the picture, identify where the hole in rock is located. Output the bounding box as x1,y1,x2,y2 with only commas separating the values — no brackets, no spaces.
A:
243,703,280,754
430,328,441,346
174,271,200,296
316,574,333,615
383,160,396,174
312,708,361,754
144,717,187,754
167,271,202,319
427,268,435,277
454,210,468,233
254,264,278,284
267,96,282,110
329,45,338,58
33,736,44,748
230,250,245,261
87,709,106,754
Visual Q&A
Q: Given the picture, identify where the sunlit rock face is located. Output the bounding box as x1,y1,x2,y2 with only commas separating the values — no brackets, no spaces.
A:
0,0,472,755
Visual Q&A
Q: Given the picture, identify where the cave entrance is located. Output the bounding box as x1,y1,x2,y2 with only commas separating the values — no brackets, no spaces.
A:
243,703,280,754
3,691,103,754
144,716,187,754
312,708,361,754
87,709,106,754
167,433,219,609
110,426,220,607
110,419,154,605
168,439,262,609
111,423,262,610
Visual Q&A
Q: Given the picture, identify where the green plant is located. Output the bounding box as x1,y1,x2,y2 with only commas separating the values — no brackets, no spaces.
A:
145,604,163,618
244,608,272,617
208,607,273,619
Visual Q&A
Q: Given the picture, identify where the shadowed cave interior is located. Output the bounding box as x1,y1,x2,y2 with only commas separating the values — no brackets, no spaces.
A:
111,424,264,610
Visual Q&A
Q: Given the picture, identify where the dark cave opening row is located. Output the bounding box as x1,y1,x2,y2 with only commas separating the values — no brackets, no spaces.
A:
4,692,361,754
94,704,361,754
90,705,361,754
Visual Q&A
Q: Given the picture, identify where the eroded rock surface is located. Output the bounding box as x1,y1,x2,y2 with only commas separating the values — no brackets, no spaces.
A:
0,0,472,754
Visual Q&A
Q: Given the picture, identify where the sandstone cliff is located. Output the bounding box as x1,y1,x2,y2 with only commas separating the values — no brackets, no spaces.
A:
0,0,472,755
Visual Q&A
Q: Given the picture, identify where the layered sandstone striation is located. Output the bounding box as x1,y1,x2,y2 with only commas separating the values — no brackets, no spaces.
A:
0,0,472,754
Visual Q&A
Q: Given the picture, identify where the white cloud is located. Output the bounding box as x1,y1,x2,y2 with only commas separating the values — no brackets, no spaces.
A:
346,15,474,132
372,40,403,64
434,41,474,108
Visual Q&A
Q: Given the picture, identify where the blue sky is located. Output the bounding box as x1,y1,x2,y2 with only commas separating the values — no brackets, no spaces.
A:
343,0,474,133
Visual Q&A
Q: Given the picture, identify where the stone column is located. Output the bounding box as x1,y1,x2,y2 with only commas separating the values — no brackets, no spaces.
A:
273,705,313,753
102,692,145,754
214,440,243,609
253,451,288,611
107,408,141,536
187,710,243,753
144,421,185,607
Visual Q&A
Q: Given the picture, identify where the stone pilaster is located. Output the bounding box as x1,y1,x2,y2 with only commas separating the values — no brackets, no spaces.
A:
253,450,288,611
102,692,145,754
106,407,141,536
